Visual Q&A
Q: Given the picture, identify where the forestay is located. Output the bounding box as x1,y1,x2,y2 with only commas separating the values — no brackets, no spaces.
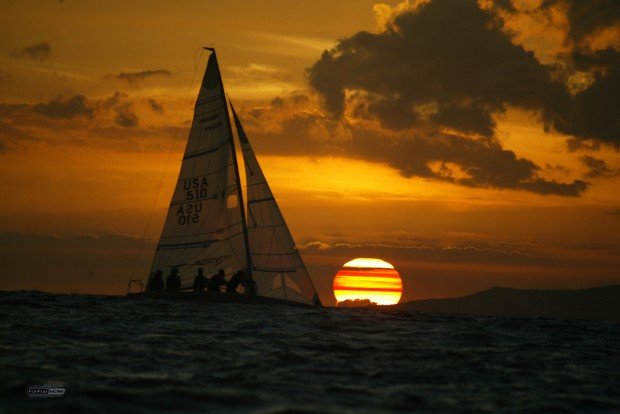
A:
231,103,320,305
149,53,247,287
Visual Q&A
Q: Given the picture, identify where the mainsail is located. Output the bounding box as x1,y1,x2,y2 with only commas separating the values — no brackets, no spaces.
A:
231,103,321,306
149,51,248,287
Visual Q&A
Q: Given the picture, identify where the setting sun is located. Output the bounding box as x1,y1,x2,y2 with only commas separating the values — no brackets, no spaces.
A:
333,258,403,305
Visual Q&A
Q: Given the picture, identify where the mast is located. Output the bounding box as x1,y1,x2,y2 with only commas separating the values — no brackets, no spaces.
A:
206,48,253,279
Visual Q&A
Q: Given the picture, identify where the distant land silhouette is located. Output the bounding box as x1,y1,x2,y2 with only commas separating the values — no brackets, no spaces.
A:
392,285,620,323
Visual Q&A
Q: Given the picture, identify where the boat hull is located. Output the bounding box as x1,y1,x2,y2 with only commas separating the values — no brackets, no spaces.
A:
127,290,318,308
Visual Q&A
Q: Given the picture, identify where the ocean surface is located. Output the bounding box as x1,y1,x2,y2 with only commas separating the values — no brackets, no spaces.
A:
1,291,618,413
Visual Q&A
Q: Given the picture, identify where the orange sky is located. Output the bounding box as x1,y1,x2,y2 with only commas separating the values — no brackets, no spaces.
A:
1,0,619,305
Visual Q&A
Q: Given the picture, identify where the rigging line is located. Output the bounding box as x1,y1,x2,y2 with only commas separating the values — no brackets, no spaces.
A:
129,47,206,281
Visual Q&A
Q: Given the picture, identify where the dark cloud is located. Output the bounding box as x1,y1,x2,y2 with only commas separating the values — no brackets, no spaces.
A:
147,98,164,113
100,91,127,109
346,126,587,196
249,107,264,119
0,92,136,124
15,91,140,126
105,69,172,84
89,91,140,128
292,93,310,104
491,0,619,47
540,0,620,44
268,93,309,110
114,103,139,127
518,178,587,195
32,95,93,119
492,2,619,144
561,48,620,145
566,137,601,152
0,92,154,149
308,0,618,143
297,0,619,196
580,155,618,178
98,92,139,126
270,97,284,108
309,0,572,136
247,107,587,197
11,41,51,61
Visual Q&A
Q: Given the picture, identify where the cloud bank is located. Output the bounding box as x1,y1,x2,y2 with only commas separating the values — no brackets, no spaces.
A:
244,93,587,196
105,69,172,84
293,0,619,196
11,41,52,61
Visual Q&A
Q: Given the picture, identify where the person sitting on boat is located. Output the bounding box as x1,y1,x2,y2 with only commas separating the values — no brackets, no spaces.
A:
146,270,165,292
227,270,246,293
166,268,181,291
230,270,257,294
207,269,227,292
192,268,207,292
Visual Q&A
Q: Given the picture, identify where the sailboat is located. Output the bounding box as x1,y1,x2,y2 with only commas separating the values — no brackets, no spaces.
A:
127,48,322,307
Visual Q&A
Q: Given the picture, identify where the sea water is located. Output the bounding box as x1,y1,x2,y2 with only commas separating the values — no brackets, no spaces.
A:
1,291,618,413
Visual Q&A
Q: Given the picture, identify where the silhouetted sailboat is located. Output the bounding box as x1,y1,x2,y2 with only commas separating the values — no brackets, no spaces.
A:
128,49,321,307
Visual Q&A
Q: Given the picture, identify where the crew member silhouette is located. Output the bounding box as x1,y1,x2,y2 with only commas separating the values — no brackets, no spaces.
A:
227,270,246,293
147,270,164,292
166,268,181,291
208,269,227,292
192,268,207,292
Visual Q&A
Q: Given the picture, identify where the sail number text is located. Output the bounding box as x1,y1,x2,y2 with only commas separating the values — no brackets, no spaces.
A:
176,202,201,225
183,177,209,201
177,176,208,225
